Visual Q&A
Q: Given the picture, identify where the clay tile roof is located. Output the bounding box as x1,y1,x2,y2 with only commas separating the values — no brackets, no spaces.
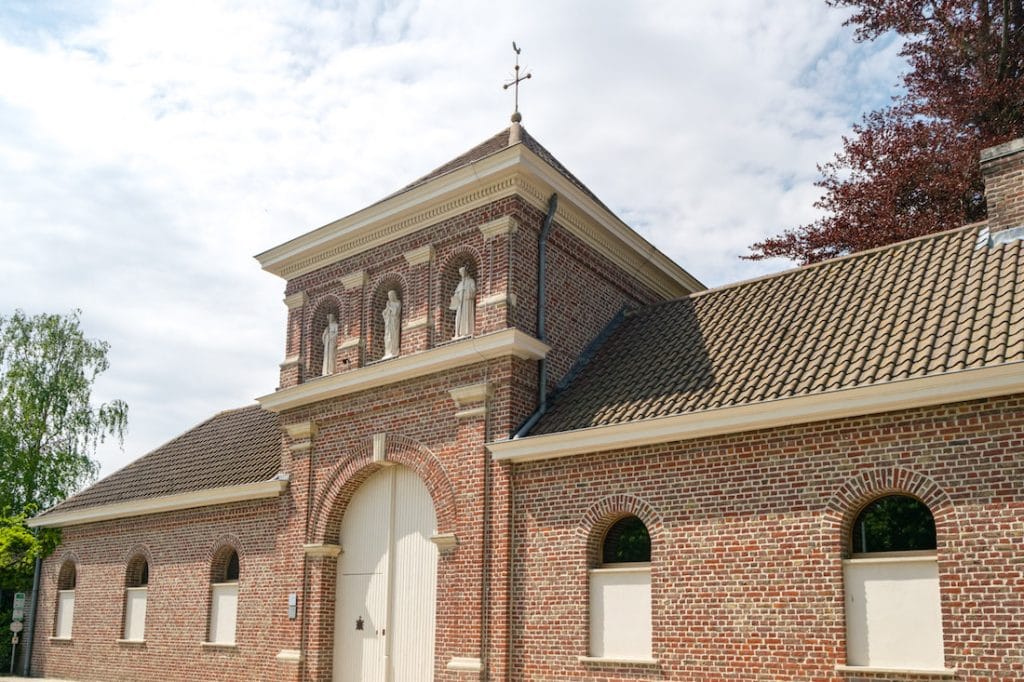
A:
531,223,1024,435
38,405,281,516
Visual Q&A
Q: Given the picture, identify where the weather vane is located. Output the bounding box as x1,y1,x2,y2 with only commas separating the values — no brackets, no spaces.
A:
503,41,531,122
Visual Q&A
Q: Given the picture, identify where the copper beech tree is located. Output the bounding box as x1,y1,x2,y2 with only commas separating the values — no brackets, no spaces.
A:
749,0,1024,264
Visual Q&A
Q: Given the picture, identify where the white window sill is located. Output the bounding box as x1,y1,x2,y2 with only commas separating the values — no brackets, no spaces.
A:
201,641,238,649
116,639,146,645
578,656,658,666
835,664,957,677
48,637,72,642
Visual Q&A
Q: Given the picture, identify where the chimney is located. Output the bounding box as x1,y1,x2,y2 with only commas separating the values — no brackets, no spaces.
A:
980,137,1024,237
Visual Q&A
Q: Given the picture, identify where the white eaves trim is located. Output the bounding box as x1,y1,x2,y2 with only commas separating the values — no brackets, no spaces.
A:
258,328,549,413
489,362,1024,463
253,141,703,297
27,479,289,529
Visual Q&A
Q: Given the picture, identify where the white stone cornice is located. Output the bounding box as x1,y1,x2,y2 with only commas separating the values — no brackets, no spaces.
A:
255,144,703,299
402,316,428,331
431,533,458,553
28,479,290,529
479,215,519,239
285,421,318,440
279,355,300,369
303,543,342,558
276,649,303,663
283,292,307,309
448,382,493,408
341,270,368,290
403,244,434,266
447,657,481,672
488,362,1024,464
481,292,516,308
257,328,549,413
339,337,362,349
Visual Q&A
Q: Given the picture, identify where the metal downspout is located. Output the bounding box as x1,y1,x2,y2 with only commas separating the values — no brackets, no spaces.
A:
22,554,41,675
513,193,558,439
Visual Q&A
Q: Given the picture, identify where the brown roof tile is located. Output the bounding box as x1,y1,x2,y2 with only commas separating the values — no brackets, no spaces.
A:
39,405,281,515
531,223,1024,435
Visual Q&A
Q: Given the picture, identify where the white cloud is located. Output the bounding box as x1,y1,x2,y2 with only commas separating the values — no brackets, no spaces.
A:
0,0,906,481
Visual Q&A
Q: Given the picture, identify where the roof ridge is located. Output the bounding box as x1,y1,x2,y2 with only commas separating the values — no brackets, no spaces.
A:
691,221,986,301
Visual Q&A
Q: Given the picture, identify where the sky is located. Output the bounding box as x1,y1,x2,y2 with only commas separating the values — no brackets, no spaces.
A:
0,0,906,482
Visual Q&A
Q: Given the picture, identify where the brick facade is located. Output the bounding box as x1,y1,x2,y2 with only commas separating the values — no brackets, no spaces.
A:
28,130,1023,681
510,395,1024,681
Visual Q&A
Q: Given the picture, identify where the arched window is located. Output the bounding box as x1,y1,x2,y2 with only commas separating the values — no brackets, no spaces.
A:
54,560,76,639
208,548,240,645
122,555,149,641
588,515,652,661
843,495,945,672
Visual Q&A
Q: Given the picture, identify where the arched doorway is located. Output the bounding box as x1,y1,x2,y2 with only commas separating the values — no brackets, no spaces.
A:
334,464,438,682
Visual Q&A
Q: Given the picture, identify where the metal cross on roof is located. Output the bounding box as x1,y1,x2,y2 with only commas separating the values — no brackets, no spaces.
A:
503,41,531,122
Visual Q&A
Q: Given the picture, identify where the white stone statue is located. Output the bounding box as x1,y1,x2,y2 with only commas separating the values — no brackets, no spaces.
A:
321,313,339,376
449,266,476,339
382,290,401,359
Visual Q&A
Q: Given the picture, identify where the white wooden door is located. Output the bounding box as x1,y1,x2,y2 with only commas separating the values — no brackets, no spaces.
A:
335,465,438,682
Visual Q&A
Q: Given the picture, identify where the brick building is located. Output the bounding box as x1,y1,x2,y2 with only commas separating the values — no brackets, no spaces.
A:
25,123,1024,681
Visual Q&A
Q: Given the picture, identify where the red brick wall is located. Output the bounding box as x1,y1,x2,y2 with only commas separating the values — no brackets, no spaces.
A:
509,394,1024,681
981,139,1024,235
32,497,302,682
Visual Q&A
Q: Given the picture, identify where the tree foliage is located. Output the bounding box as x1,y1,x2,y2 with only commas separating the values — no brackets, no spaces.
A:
0,310,127,513
749,0,1024,264
0,510,58,591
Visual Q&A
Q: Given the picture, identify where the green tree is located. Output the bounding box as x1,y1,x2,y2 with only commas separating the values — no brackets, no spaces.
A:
749,0,1024,263
0,310,127,512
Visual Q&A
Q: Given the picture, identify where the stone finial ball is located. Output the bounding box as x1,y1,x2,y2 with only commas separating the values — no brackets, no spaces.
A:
511,111,522,123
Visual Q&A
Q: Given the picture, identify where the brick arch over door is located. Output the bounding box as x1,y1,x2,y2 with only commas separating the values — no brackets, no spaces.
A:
822,465,958,555
311,432,458,544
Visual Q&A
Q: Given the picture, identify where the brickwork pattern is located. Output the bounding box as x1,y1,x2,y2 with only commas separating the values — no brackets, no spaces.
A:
510,395,1024,681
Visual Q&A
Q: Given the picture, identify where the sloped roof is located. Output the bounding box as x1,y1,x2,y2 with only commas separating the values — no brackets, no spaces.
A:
38,405,281,516
530,223,1024,435
391,125,609,211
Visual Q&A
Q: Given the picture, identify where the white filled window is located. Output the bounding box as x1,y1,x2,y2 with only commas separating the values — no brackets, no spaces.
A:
54,561,76,639
122,556,149,641
588,516,652,661
208,549,240,645
843,495,944,671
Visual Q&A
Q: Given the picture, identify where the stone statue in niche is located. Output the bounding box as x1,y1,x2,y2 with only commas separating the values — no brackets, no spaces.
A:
382,290,402,359
321,313,339,375
449,266,476,339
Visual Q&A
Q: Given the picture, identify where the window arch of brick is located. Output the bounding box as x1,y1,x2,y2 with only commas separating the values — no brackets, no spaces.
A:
577,494,662,662
577,494,664,569
307,295,343,378
207,539,242,645
438,247,482,342
368,275,406,361
822,466,957,558
826,466,954,672
210,541,242,584
124,547,151,587
54,556,78,639
56,558,77,590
